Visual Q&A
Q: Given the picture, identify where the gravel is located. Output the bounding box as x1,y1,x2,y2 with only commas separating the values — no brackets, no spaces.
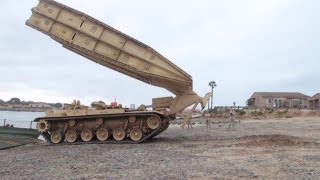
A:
0,117,319,179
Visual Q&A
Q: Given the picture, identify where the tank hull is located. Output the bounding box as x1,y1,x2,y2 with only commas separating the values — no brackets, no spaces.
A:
35,111,170,144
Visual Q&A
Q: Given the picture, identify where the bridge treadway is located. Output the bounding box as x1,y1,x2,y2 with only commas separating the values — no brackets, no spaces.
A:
0,127,39,150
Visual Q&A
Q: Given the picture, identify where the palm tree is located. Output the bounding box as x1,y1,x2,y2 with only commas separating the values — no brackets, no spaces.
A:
208,81,217,110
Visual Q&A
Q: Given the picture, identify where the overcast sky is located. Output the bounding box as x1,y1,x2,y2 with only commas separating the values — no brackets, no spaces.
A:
0,0,319,107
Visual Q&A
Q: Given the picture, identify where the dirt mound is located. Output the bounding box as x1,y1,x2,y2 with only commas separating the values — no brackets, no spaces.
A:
236,135,319,147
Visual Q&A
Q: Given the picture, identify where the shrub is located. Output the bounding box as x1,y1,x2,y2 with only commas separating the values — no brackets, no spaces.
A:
277,109,288,115
238,110,246,116
265,108,274,113
250,111,263,116
257,111,264,116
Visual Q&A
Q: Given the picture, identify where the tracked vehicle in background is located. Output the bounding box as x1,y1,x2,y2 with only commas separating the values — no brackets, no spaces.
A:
26,0,210,144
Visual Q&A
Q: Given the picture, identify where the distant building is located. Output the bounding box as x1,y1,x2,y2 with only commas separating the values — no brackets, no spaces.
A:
29,103,52,108
249,92,310,109
310,93,320,110
130,104,136,110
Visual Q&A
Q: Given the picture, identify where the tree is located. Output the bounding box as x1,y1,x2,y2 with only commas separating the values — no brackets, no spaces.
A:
246,98,255,107
52,103,63,109
7,98,21,104
208,81,217,109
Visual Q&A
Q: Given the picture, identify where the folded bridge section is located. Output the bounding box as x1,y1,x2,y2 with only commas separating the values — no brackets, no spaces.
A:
26,0,209,114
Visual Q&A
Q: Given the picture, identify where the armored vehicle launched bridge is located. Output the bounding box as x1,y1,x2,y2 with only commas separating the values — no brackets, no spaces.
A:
26,0,210,144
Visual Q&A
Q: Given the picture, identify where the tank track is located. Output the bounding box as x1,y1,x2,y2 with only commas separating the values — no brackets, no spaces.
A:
36,112,170,145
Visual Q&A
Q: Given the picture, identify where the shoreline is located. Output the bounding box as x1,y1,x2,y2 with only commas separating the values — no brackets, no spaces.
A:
0,108,49,112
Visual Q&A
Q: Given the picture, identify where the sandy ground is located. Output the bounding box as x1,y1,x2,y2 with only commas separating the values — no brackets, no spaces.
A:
0,117,319,179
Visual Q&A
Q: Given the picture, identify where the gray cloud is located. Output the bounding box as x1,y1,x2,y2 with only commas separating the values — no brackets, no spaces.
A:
0,0,319,107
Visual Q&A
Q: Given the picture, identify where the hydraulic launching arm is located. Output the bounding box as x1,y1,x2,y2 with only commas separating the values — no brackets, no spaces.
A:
26,0,210,115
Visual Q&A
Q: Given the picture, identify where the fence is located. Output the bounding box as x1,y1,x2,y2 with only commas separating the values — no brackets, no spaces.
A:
1,119,35,129
214,106,247,110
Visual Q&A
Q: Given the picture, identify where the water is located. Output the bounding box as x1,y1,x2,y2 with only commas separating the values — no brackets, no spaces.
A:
0,111,45,129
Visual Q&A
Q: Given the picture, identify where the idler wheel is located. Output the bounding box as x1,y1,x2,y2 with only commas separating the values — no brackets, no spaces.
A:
147,116,161,130
130,129,143,142
81,129,93,142
96,128,109,141
66,130,78,143
37,120,50,133
113,128,126,141
50,131,63,144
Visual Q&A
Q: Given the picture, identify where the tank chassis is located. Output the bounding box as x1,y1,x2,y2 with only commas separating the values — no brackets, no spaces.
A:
36,101,170,144
27,0,210,144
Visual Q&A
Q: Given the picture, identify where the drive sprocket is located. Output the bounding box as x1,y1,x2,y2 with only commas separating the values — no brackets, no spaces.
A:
36,119,50,133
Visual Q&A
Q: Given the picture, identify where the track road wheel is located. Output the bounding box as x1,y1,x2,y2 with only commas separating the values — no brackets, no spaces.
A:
66,130,78,143
96,128,109,141
130,129,143,142
113,128,126,141
50,131,63,144
81,129,93,142
147,116,161,130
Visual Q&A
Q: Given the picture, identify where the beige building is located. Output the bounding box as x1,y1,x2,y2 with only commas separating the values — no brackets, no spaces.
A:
249,92,310,109
29,103,52,108
310,93,320,110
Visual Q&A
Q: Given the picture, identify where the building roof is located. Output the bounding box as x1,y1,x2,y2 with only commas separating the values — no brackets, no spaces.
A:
310,93,320,100
250,92,310,99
